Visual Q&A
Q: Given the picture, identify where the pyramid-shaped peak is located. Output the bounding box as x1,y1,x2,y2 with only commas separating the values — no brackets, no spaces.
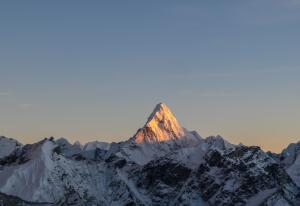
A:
147,102,174,122
134,103,185,144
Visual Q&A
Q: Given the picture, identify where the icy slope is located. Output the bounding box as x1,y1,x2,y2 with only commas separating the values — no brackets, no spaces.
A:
0,139,64,202
0,136,21,158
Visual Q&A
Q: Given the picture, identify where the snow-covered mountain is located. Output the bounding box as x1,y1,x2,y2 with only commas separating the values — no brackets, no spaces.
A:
117,103,202,165
0,103,299,205
276,141,300,188
0,136,21,158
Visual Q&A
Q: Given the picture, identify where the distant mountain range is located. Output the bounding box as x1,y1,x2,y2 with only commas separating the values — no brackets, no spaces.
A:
0,103,300,206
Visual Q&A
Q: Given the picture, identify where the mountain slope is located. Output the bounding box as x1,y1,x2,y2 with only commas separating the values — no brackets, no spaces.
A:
0,136,21,158
277,141,300,187
0,103,299,205
117,103,202,165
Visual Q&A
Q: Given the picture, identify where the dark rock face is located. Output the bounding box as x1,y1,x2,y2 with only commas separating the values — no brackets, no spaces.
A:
0,139,49,167
141,161,192,188
0,145,31,166
138,145,300,206
193,146,300,205
0,192,52,206
116,145,300,206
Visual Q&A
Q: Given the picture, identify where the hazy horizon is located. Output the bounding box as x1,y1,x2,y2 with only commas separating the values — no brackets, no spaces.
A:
0,101,298,153
1,1,300,152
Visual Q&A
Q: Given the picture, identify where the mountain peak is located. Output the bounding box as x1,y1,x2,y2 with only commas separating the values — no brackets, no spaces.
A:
134,103,185,144
147,102,170,121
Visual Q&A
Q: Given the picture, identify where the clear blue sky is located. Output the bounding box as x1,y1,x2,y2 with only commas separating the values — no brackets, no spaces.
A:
0,0,299,152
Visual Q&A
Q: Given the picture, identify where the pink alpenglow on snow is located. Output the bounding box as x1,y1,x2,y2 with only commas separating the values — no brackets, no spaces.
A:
134,103,185,144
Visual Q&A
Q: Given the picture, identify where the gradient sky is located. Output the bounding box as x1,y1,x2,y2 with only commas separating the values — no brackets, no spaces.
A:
0,1,300,152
